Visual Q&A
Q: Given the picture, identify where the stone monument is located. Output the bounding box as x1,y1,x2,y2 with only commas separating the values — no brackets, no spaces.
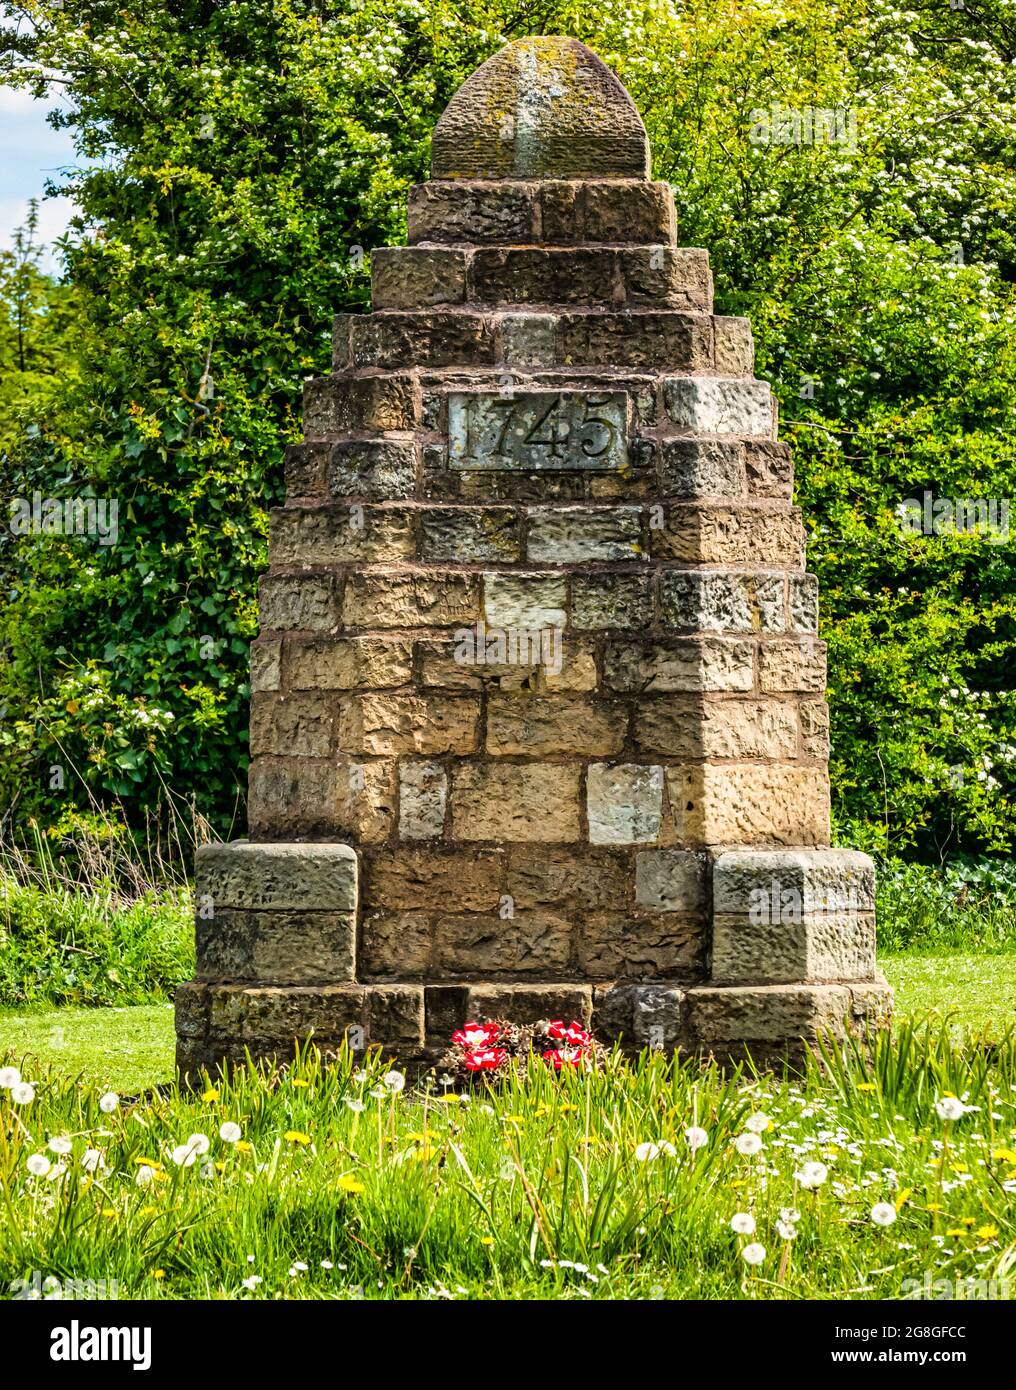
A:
175,36,892,1075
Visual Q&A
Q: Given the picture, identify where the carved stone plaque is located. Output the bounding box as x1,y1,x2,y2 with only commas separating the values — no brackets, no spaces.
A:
448,391,628,470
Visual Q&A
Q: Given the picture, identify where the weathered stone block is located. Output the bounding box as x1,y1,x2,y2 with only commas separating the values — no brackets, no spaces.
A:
371,246,467,308
407,181,540,244
526,505,643,562
632,985,685,1051
451,764,582,841
398,762,448,840
420,506,520,562
497,312,558,366
365,847,502,912
259,574,339,632
303,373,418,434
685,983,856,1046
269,505,416,566
284,442,329,497
249,693,334,759
247,756,395,843
250,639,281,692
712,316,755,376
433,912,572,976
789,573,819,632
486,695,626,756
712,911,876,985
343,573,480,628
195,841,359,914
465,982,593,1026
663,377,772,436
351,311,493,369
560,311,712,370
712,848,876,916
338,692,480,756
483,573,567,628
578,914,703,979
506,846,629,913
366,985,426,1047
653,505,805,568
665,764,830,846
660,571,785,632
571,573,653,629
603,637,755,693
759,638,827,692
361,911,433,977
634,696,799,760
587,763,664,844
622,247,712,310
634,850,707,912
196,908,357,984
800,700,830,759
572,181,676,244
328,439,417,501
659,439,744,498
287,637,413,692
744,440,794,497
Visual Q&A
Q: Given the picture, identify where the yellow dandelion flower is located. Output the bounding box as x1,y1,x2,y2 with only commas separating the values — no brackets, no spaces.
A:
976,1224,999,1240
201,1088,219,1103
481,1236,495,1246
961,1216,976,1226
337,1174,365,1194
503,1115,525,1126
134,1157,164,1169
284,1130,312,1146
925,1202,943,1212
895,1188,912,1212
152,1269,166,1280
856,1083,877,1092
140,1206,158,1217
946,1228,967,1237
235,1140,252,1153
291,1079,310,1088
101,1209,117,1219
992,1148,1016,1164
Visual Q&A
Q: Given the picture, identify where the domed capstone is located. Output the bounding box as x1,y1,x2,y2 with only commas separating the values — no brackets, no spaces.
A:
431,36,651,181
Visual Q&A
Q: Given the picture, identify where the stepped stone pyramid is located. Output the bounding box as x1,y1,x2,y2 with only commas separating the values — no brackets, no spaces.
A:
175,37,892,1074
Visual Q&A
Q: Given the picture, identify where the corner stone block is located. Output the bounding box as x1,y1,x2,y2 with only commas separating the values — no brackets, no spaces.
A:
664,378,773,436
712,849,876,917
196,841,358,914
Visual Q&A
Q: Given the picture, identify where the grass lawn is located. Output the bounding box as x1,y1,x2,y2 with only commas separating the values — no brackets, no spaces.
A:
0,1003,176,1092
1,953,1014,1092
1,1026,1015,1301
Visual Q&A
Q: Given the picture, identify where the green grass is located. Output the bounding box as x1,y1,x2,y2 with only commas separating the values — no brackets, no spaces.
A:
882,954,1016,1034
0,1004,176,1093
1,1026,1014,1301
